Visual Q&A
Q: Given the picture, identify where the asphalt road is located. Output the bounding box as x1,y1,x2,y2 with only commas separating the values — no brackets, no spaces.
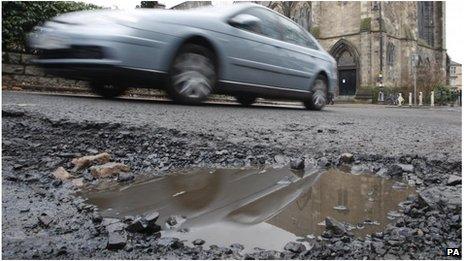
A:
2,91,462,161
2,91,462,259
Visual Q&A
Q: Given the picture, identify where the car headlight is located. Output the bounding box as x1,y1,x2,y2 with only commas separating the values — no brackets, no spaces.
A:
29,29,70,50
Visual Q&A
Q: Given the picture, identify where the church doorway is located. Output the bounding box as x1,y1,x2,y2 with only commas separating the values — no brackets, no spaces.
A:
330,40,360,96
338,69,357,95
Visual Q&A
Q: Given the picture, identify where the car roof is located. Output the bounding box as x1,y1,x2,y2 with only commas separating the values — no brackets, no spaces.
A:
182,3,260,17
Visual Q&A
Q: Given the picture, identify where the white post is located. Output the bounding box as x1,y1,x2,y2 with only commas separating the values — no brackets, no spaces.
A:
409,93,413,107
431,91,435,107
398,93,404,106
379,91,384,102
419,92,423,106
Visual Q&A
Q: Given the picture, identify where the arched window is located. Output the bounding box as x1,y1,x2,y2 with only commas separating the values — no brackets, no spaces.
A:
418,2,434,46
386,42,395,66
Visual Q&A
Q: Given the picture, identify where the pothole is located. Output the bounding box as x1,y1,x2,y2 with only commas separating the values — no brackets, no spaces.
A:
82,167,415,252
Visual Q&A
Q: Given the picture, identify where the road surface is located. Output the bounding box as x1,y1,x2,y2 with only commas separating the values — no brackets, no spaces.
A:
3,91,461,161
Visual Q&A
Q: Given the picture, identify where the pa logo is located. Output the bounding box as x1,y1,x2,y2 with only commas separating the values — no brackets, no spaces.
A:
446,248,461,257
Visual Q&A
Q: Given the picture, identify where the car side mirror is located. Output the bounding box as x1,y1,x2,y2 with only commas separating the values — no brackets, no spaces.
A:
228,14,261,29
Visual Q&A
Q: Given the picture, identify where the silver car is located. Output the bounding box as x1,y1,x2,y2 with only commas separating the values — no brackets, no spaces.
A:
29,3,337,110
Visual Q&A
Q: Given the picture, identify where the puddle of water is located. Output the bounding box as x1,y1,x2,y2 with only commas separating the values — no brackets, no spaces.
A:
83,167,415,252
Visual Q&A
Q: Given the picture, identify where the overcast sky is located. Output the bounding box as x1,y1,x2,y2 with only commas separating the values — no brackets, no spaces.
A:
82,0,464,64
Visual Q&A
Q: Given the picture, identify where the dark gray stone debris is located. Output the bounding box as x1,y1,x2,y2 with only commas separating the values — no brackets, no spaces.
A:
418,186,461,212
91,212,103,223
126,212,161,234
107,232,126,250
145,211,160,224
52,180,62,187
290,158,305,170
447,175,462,186
157,237,183,249
126,217,147,233
19,207,30,213
339,153,354,163
230,243,244,251
325,217,347,235
117,172,135,182
104,219,126,233
274,154,288,165
193,239,205,246
284,242,306,253
387,165,404,177
2,109,26,117
397,164,414,173
37,213,52,228
165,215,185,230
372,241,386,255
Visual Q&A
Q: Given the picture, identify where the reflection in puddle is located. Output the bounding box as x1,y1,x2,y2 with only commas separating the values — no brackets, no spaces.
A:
83,167,415,251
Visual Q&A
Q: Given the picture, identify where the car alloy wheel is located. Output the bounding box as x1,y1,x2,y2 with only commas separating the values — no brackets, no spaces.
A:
304,76,327,110
170,45,216,104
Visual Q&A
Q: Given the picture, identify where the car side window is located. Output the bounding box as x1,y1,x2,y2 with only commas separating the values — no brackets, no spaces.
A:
280,17,318,49
233,8,281,40
305,35,319,50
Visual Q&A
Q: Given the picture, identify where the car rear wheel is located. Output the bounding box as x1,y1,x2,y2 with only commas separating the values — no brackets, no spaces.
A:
90,82,126,98
168,44,216,104
235,95,256,106
304,76,327,111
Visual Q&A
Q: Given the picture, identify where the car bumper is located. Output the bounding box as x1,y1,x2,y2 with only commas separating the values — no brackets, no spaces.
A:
28,23,176,78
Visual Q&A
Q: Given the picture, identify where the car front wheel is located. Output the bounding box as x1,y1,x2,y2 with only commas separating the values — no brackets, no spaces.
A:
168,44,216,104
304,76,328,111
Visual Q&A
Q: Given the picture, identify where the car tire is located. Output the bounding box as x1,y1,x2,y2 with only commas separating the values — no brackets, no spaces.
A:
90,82,126,98
168,44,216,104
304,76,328,111
235,95,256,106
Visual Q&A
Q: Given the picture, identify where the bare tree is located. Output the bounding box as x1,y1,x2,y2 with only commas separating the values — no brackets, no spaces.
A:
252,1,312,30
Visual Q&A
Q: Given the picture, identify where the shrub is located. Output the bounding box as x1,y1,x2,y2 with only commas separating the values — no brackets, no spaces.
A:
2,1,101,53
433,85,454,105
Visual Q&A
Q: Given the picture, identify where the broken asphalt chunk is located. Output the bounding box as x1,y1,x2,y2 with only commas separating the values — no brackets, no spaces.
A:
107,232,126,250
38,213,53,228
52,167,72,181
284,242,306,253
325,217,347,235
90,162,130,178
290,158,305,170
72,152,111,171
339,153,354,163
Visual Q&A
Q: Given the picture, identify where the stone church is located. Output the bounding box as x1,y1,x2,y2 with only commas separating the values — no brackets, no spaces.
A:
173,1,447,99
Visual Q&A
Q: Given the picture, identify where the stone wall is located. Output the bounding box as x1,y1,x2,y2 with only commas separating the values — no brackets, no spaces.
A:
381,1,446,90
1,52,167,97
312,2,361,38
2,52,90,92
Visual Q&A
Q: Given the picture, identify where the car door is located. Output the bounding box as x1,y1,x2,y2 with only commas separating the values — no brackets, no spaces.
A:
223,7,290,89
276,16,321,92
